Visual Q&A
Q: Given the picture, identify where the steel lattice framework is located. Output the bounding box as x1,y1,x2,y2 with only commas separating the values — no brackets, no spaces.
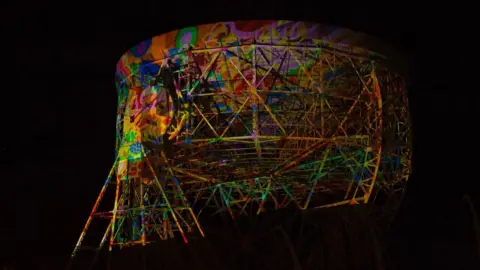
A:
68,20,411,269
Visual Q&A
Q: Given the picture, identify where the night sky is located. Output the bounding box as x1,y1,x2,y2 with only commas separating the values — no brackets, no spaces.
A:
4,2,479,269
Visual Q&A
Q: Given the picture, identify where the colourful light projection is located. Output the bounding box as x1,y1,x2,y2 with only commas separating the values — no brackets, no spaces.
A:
69,21,411,265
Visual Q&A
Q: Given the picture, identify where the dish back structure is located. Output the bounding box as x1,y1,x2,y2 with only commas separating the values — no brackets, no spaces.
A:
68,20,411,268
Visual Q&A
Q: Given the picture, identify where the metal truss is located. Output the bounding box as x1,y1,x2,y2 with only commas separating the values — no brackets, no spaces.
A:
68,41,410,269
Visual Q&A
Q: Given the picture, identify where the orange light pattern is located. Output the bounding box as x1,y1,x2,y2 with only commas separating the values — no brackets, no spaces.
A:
68,21,411,268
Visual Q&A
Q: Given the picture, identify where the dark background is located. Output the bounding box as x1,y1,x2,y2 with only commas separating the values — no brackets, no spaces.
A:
4,1,479,269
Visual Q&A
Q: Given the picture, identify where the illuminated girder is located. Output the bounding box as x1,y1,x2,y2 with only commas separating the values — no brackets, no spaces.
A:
68,21,411,269
148,45,385,214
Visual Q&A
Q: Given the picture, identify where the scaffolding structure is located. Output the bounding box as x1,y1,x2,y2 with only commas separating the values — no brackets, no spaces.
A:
67,20,411,269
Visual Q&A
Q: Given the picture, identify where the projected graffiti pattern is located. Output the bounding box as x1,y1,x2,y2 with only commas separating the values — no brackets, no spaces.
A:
70,21,411,262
